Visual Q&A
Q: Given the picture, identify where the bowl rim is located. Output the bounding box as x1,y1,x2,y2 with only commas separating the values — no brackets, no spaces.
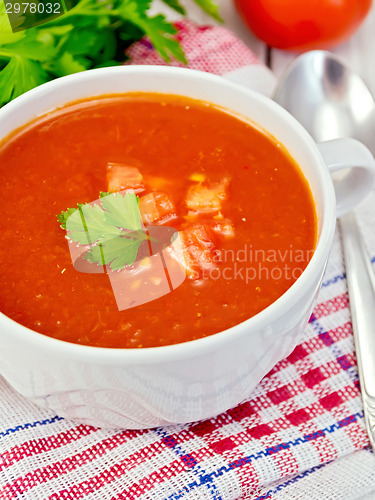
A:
0,65,336,364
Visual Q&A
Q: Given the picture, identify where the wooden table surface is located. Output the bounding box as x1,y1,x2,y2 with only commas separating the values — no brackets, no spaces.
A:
151,1,375,498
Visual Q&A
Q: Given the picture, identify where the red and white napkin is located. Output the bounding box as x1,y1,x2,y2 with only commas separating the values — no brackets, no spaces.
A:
1,20,375,500
127,19,276,96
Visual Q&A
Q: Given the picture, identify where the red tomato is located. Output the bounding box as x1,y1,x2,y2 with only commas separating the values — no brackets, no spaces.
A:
234,0,372,50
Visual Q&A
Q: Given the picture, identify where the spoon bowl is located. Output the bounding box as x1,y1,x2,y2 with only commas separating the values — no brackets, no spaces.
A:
273,50,375,150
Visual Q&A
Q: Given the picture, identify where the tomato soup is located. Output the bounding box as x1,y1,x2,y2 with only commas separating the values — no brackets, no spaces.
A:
0,94,317,348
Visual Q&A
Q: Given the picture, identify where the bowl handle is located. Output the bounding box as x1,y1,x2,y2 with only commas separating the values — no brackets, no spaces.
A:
317,138,375,218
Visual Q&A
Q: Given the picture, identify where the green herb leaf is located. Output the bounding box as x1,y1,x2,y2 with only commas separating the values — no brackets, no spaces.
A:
66,203,123,245
99,191,113,198
0,29,56,60
85,234,145,271
0,28,56,105
58,192,149,270
51,51,89,76
0,1,11,33
101,192,142,232
192,0,222,22
0,56,49,106
160,0,186,15
57,191,113,229
117,0,187,63
0,0,220,106
57,206,80,230
0,0,24,33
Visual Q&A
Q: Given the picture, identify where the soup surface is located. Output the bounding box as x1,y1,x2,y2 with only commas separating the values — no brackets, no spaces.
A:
0,93,316,348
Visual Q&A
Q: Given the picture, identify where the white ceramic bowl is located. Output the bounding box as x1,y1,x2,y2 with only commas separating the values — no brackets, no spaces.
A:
1,66,374,429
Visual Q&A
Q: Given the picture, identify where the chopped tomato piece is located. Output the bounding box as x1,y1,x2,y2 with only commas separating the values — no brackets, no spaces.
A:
139,192,176,225
182,215,235,239
168,224,217,279
186,178,229,213
107,163,144,193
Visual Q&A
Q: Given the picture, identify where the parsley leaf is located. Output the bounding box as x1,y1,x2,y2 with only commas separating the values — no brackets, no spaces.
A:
0,0,220,107
66,203,122,245
101,192,142,232
57,191,113,229
160,0,186,16
0,29,54,104
0,1,23,33
99,191,113,198
192,0,222,22
57,206,81,230
85,235,145,271
59,192,149,271
117,0,186,63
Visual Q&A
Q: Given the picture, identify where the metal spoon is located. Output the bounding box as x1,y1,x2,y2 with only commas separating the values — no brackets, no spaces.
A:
274,50,375,450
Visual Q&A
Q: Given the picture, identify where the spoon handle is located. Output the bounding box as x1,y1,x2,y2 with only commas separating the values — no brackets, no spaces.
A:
340,212,375,451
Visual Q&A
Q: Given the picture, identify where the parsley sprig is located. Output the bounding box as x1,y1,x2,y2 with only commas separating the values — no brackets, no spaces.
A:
58,192,150,271
0,0,221,107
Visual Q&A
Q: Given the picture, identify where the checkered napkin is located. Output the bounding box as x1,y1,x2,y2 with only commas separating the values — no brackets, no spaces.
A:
1,20,375,500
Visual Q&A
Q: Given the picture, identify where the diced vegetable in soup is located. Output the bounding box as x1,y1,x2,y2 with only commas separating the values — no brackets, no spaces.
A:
186,177,229,214
173,224,218,280
139,192,176,224
107,163,144,193
0,93,317,348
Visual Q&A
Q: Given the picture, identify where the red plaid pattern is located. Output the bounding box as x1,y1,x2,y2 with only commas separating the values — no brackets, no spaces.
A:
0,20,372,500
